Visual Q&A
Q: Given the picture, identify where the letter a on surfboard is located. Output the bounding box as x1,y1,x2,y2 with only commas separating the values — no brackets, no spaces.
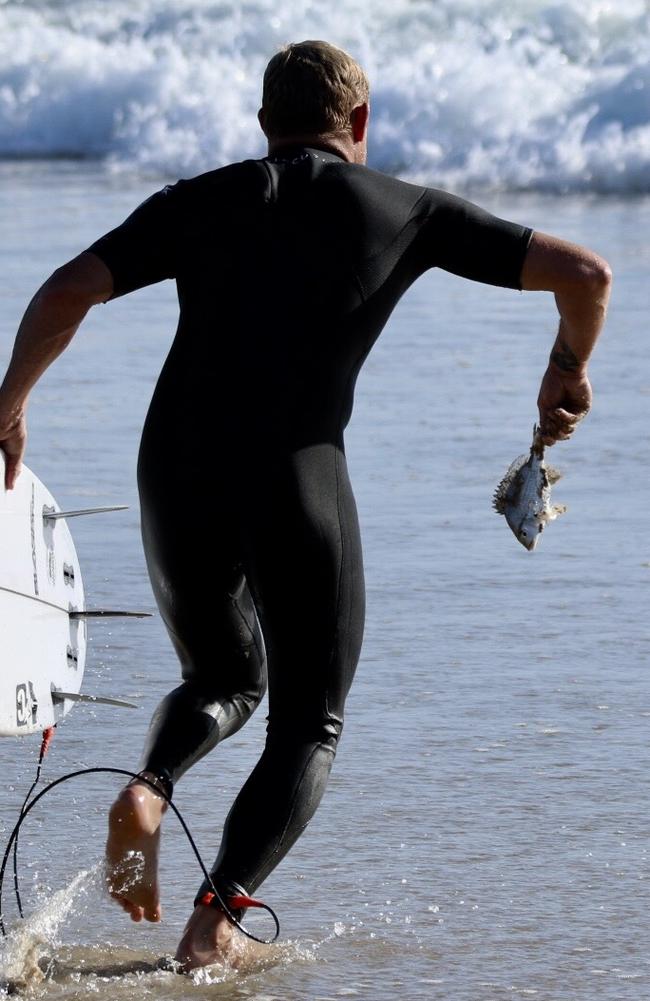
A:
0,454,139,737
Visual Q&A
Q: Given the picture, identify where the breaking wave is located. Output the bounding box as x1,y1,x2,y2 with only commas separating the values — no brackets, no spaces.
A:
1,0,649,191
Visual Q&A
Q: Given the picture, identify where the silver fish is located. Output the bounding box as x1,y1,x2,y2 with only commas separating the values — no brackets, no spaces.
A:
493,426,566,551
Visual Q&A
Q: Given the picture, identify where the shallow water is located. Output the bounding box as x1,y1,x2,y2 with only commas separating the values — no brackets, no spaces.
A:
0,163,648,1000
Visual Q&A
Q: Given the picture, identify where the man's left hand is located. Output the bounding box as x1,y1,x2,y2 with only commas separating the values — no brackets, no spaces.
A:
537,364,592,446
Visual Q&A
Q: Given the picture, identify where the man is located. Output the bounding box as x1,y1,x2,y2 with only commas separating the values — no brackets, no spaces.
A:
0,41,610,970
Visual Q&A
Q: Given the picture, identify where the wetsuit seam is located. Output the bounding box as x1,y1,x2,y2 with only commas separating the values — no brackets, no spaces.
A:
232,594,265,668
332,446,342,640
356,197,428,300
516,226,535,290
267,741,329,870
364,190,428,275
329,448,345,717
260,160,277,203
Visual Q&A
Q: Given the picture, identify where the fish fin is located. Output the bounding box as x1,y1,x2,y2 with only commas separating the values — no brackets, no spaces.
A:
550,503,567,519
493,477,508,514
493,454,527,514
493,491,507,515
546,465,562,485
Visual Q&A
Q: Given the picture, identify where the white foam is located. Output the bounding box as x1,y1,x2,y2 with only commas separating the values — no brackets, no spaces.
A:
0,0,649,190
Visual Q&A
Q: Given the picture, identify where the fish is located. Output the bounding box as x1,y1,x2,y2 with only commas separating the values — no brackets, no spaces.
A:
493,426,566,551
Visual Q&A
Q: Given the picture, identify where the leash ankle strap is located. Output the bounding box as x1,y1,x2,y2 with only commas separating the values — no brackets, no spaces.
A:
195,890,267,912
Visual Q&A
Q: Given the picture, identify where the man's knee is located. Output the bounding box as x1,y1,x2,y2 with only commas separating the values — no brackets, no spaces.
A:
232,675,268,720
169,669,267,725
267,713,343,754
179,643,267,710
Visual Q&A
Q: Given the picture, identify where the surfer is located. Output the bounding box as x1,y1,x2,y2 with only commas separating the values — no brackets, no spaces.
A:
0,41,611,970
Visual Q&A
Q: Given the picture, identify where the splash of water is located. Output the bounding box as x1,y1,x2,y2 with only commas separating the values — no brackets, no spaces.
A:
0,865,100,992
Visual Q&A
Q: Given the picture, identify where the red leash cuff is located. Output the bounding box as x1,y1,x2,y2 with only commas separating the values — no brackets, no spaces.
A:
196,891,267,912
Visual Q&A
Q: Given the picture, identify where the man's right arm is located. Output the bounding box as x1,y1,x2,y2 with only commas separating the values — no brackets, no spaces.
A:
521,231,612,445
0,183,184,489
0,252,114,488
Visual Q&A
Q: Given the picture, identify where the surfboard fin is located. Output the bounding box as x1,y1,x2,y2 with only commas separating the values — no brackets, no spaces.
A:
51,691,138,709
69,610,153,618
43,505,129,520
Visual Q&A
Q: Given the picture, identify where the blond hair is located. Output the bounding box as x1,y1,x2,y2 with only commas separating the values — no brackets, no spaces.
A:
261,40,369,139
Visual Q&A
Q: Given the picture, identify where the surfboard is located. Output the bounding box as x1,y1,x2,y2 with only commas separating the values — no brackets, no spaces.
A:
0,454,86,736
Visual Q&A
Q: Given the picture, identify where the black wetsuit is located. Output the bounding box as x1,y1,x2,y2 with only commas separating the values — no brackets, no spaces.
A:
88,146,532,903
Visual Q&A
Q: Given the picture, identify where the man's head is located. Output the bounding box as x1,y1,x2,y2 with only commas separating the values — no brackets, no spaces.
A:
258,40,369,163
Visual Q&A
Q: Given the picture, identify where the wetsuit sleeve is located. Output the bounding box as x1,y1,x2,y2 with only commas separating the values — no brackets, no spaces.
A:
85,184,184,299
412,190,533,290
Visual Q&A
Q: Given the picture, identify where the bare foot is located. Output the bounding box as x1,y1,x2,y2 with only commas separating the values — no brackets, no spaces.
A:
105,776,167,923
174,905,269,972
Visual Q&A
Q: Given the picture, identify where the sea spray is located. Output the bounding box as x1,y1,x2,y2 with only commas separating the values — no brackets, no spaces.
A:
0,0,649,190
0,865,100,991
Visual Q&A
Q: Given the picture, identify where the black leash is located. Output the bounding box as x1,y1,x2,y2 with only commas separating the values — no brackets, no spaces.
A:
0,762,280,945
10,727,55,921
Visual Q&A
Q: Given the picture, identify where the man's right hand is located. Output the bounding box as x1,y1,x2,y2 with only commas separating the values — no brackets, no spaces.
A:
537,363,592,446
0,412,27,490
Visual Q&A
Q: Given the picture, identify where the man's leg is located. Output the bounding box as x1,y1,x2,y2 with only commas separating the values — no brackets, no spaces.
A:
106,457,267,923
175,444,365,967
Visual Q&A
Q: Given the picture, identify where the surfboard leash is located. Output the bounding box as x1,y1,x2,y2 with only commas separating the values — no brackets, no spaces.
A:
9,725,57,925
0,765,280,945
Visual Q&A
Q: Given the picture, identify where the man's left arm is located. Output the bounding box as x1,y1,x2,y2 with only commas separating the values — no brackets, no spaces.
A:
521,231,612,446
420,193,612,446
0,252,114,489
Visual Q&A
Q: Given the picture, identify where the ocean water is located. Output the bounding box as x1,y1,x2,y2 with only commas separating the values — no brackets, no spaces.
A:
0,1,649,998
0,0,649,190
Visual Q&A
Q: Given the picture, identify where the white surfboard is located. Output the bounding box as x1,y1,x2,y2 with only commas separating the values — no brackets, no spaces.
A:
0,454,86,736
